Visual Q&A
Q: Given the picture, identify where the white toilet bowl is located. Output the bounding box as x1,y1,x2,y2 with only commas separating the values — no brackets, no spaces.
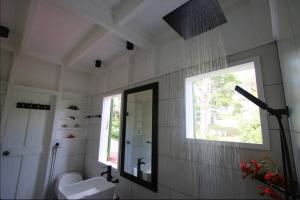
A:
54,172,83,198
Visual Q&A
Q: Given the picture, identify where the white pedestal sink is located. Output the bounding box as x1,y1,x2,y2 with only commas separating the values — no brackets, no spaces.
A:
58,177,115,199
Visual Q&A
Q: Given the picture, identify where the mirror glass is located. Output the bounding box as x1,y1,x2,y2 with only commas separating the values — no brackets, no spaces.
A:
121,83,158,191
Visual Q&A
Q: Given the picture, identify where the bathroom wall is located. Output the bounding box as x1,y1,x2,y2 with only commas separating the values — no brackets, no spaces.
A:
0,52,91,197
0,49,13,120
83,2,291,198
269,0,300,188
84,42,292,199
0,49,13,82
12,54,61,90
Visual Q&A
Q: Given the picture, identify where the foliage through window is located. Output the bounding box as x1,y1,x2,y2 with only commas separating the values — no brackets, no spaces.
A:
99,94,121,169
185,61,267,146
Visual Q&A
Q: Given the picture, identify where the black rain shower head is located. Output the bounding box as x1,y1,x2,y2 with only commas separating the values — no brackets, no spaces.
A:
163,0,227,40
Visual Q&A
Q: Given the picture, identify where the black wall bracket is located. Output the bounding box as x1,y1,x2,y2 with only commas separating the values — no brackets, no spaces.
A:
86,114,101,118
17,102,51,110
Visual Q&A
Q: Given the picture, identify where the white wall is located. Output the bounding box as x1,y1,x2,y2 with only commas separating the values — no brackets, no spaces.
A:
89,0,274,95
62,69,90,94
0,51,92,197
0,49,12,119
0,49,13,82
154,0,274,75
13,54,61,90
270,0,300,187
85,42,292,199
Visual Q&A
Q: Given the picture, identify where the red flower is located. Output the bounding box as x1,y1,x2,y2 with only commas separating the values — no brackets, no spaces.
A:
250,160,261,175
240,161,251,178
256,186,281,200
264,172,274,181
264,172,285,186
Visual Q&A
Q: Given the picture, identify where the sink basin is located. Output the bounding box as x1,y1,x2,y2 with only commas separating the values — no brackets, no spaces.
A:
58,177,115,199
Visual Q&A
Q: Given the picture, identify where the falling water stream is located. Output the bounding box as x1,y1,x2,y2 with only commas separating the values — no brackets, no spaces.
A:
159,8,249,198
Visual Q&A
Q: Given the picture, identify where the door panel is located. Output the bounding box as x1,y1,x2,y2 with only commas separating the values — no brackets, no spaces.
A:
0,89,55,199
16,155,47,199
26,109,50,147
3,103,29,148
0,156,22,199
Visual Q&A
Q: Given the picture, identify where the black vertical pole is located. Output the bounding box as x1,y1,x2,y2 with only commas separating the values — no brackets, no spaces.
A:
234,86,296,199
276,115,296,200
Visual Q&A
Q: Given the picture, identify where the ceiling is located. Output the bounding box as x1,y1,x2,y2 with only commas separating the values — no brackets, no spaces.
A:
0,0,268,74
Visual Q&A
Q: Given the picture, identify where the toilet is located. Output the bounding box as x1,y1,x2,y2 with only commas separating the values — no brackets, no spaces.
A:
54,172,83,198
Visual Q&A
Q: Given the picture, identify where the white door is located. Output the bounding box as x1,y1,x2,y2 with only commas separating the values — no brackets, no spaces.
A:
0,89,55,199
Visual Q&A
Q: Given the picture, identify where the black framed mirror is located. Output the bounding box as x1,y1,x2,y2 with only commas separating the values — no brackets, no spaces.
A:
120,82,158,192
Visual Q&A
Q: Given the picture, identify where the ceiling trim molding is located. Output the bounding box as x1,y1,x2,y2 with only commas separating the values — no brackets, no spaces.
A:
63,26,108,68
49,0,153,50
25,51,63,65
19,0,40,53
113,0,152,26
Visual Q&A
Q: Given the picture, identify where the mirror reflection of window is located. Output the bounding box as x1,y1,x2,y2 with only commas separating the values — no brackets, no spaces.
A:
121,82,158,191
125,90,153,181
99,94,121,169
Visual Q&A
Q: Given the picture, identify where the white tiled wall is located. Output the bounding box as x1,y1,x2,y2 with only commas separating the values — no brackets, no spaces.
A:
270,0,300,187
84,43,292,199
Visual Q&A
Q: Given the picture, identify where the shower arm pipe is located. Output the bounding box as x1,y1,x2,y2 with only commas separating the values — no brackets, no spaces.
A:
235,86,296,200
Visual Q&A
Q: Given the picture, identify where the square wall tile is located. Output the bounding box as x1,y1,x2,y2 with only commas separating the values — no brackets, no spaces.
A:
85,139,99,159
198,165,262,199
229,43,282,86
158,156,200,198
170,189,193,199
113,176,132,197
114,189,131,200
56,139,86,157
290,131,300,190
158,98,185,128
158,126,171,156
264,84,287,109
131,182,170,199
53,155,84,176
87,124,100,140
84,156,101,178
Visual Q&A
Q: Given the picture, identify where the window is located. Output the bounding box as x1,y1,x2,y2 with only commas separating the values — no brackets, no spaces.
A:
185,58,269,148
99,94,122,168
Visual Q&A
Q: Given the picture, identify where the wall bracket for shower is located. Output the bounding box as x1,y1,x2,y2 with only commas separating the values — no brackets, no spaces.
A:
86,114,101,118
235,86,297,199
16,102,51,110
163,0,227,40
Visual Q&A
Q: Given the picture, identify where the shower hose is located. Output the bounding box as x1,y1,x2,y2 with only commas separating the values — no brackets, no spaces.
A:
45,142,60,198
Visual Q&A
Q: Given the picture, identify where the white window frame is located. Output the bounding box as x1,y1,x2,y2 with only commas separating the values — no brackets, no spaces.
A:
185,57,270,150
98,93,122,169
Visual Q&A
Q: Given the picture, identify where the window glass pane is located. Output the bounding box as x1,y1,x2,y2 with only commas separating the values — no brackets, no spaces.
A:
107,96,121,165
187,62,263,144
99,94,121,168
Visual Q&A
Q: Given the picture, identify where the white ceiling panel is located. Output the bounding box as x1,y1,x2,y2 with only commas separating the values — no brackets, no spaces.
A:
26,0,94,62
129,0,189,39
72,33,128,73
0,0,29,50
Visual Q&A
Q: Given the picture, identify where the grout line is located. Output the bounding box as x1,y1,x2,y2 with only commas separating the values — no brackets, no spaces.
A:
56,154,85,159
160,184,195,199
158,154,242,173
291,130,300,134
263,82,283,87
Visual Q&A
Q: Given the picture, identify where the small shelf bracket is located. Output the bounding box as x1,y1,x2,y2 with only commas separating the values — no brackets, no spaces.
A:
86,114,101,119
